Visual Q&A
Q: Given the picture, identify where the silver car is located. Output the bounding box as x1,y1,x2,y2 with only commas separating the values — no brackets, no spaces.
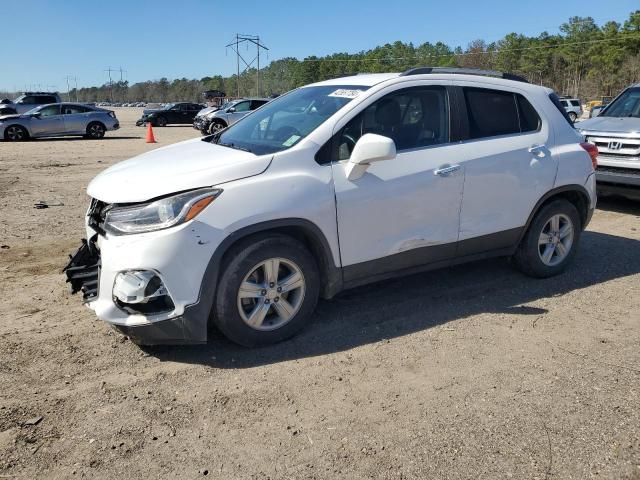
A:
200,98,270,134
0,103,120,141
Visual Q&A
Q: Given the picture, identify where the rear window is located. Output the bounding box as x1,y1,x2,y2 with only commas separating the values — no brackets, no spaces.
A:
36,96,57,104
548,93,574,125
463,88,540,139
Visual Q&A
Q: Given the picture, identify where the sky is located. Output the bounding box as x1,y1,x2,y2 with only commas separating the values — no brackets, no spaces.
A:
1,0,637,92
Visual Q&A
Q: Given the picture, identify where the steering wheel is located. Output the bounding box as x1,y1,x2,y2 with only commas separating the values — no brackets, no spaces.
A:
274,126,302,142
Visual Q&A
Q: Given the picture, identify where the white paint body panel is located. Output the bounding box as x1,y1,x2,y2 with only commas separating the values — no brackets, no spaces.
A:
81,72,595,328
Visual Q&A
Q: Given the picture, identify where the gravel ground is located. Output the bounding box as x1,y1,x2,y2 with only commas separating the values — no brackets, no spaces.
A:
0,108,639,479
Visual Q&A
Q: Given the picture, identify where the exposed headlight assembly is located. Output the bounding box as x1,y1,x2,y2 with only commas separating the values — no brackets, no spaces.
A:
103,188,221,235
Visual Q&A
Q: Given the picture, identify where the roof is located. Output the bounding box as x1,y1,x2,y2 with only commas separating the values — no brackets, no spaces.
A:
308,73,399,87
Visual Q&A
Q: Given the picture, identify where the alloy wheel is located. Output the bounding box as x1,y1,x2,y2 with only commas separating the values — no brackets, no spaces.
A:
6,126,25,141
236,257,306,331
538,213,574,267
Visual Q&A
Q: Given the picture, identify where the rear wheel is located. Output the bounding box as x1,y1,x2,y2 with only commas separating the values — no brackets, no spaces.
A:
85,122,105,139
4,125,28,141
512,199,581,278
213,235,320,347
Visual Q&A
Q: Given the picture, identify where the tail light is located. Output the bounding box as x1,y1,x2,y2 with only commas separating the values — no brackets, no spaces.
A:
580,142,598,169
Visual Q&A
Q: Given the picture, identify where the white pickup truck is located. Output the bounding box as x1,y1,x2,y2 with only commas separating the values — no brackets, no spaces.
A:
0,92,62,116
578,83,640,200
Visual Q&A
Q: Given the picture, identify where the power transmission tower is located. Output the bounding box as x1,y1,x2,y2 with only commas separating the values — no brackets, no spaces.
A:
225,34,269,97
64,75,77,101
105,66,116,102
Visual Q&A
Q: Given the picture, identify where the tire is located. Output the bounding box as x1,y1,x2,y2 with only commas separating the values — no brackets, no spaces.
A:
208,120,226,134
213,234,320,347
512,199,581,278
155,116,168,127
4,124,29,141
568,111,577,123
85,122,106,139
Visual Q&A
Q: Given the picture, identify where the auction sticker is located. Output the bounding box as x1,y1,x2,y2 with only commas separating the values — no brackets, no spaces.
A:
328,89,363,99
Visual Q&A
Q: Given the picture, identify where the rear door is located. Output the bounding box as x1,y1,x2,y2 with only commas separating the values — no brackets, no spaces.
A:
61,104,91,133
30,104,64,135
453,85,557,255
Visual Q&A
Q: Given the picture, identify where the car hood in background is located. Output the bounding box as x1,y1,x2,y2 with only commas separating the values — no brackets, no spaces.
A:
0,114,23,121
195,106,220,117
87,138,272,203
578,116,640,134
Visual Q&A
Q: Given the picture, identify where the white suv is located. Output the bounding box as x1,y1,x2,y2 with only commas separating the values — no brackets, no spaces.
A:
64,68,598,347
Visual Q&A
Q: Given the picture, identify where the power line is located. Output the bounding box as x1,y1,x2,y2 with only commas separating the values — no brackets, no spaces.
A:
296,33,640,63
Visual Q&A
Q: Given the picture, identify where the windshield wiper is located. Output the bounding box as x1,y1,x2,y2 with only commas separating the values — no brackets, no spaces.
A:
217,141,252,153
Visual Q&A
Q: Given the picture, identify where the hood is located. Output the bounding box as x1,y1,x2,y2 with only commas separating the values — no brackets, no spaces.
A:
196,106,220,117
87,138,272,203
577,116,640,135
142,108,162,115
0,114,22,121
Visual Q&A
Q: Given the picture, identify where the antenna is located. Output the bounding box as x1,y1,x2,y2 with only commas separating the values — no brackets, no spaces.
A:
225,34,269,97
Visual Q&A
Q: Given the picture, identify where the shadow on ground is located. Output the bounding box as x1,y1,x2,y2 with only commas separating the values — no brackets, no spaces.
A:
26,136,142,142
146,227,640,368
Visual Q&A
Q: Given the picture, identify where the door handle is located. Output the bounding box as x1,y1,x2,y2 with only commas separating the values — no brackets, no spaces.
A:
528,144,547,156
434,164,461,177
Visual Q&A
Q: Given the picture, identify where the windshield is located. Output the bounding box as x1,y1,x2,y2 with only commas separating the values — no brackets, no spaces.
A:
601,87,640,118
209,85,369,155
162,103,177,110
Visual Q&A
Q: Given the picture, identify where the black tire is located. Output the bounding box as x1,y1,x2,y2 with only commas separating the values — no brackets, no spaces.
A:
213,234,320,347
155,116,168,127
512,199,581,278
208,120,226,134
568,111,577,123
85,122,106,139
3,124,29,141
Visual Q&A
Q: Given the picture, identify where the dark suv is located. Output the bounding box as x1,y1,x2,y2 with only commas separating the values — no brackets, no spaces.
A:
135,102,205,127
0,92,62,116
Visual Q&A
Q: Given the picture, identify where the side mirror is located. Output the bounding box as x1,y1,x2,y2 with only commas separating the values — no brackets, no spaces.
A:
344,134,396,181
227,107,236,113
31,112,41,119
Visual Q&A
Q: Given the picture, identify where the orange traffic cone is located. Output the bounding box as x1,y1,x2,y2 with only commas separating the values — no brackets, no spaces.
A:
146,122,157,143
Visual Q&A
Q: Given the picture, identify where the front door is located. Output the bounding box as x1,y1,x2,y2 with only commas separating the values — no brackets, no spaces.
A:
30,104,64,135
331,85,464,281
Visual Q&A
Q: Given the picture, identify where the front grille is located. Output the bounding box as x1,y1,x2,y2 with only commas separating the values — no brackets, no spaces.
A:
585,135,640,158
63,237,101,302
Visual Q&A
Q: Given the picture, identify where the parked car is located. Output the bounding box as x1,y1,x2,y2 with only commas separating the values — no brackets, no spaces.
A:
578,83,640,200
135,102,203,127
193,98,270,134
0,92,62,116
558,97,582,122
65,67,597,346
1,103,119,141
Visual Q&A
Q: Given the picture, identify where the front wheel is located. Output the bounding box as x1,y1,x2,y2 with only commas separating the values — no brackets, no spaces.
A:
155,116,168,127
4,125,29,141
213,235,320,347
512,199,581,278
208,120,226,134
568,111,577,122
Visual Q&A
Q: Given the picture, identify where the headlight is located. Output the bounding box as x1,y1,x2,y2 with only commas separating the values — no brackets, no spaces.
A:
103,188,222,235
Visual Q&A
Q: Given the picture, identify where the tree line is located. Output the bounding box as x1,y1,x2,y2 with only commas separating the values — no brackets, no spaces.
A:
3,11,639,104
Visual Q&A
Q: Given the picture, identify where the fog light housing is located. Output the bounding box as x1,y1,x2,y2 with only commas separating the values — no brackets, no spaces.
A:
113,270,174,315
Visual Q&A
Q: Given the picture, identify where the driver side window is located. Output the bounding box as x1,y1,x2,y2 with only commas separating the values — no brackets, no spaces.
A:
336,86,449,161
233,101,251,113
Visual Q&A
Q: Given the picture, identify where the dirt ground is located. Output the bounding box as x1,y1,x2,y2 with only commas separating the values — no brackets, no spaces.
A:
0,108,639,479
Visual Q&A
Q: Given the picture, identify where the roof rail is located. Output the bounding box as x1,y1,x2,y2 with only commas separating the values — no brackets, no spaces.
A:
399,67,529,83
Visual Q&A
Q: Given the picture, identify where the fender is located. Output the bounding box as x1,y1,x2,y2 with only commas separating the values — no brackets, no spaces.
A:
519,184,592,245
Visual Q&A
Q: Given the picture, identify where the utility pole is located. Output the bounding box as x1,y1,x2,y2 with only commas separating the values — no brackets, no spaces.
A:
225,34,269,98
105,66,116,102
64,75,75,101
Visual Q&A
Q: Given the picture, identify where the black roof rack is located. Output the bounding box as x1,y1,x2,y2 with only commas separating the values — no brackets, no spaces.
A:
399,67,528,83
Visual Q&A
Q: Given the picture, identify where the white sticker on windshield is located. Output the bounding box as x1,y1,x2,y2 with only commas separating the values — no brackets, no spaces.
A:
328,89,363,99
283,135,301,147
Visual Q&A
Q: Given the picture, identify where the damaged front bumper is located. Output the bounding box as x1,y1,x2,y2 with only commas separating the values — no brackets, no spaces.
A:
63,220,224,345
